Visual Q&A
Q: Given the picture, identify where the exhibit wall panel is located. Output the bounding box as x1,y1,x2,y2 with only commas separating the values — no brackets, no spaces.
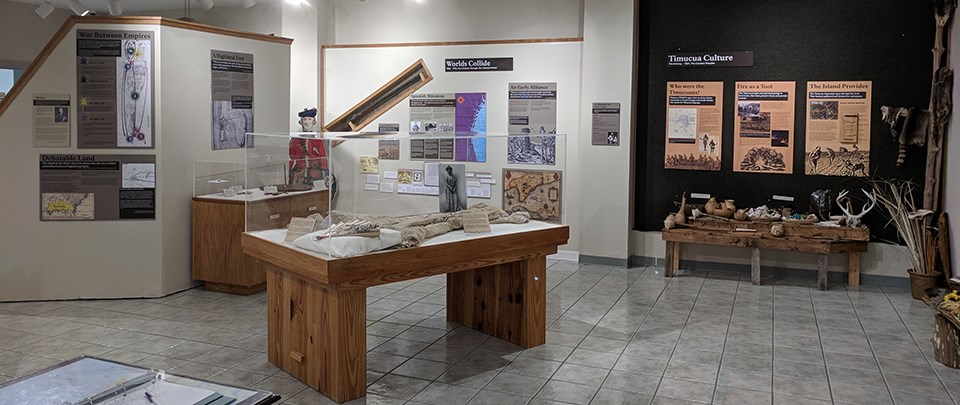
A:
157,25,291,293
333,0,582,44
0,24,164,301
323,42,583,250
577,0,635,261
630,231,911,279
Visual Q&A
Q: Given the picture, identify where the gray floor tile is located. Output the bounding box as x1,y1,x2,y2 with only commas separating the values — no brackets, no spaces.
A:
484,372,547,397
393,358,452,380
655,377,715,403
535,379,599,405
366,373,431,400
829,381,894,404
713,386,772,405
614,354,668,375
503,356,563,379
591,388,653,404
466,390,532,405
772,375,830,401
664,359,719,384
551,363,609,386
411,381,480,405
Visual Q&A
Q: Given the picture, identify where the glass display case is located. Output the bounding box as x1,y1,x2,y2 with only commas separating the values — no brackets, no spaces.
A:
242,131,567,259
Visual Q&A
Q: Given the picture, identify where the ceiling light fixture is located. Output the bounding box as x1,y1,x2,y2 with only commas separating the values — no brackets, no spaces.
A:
107,0,122,16
242,0,256,8
69,0,91,16
35,1,55,19
195,0,215,10
285,0,308,6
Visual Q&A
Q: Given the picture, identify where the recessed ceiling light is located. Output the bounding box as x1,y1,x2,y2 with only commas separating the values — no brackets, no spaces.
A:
35,1,55,19
285,0,308,6
69,0,90,16
195,0,215,10
107,0,122,16
242,0,256,8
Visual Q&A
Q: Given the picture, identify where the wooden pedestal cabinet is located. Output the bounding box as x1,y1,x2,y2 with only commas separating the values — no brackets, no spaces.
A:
192,190,329,294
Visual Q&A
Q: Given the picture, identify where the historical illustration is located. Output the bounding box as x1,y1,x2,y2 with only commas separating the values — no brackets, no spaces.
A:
121,163,156,189
439,164,467,213
378,139,400,160
41,193,95,220
117,37,152,147
507,135,557,165
502,169,562,223
804,81,871,176
359,156,379,174
732,81,796,174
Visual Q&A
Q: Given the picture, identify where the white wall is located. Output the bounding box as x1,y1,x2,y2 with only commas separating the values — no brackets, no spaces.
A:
283,0,319,129
333,0,583,44
141,4,283,36
577,0,635,261
0,21,290,301
0,0,71,68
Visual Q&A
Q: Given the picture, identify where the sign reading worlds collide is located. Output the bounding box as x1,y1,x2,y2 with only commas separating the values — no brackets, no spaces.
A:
445,58,514,72
667,51,753,67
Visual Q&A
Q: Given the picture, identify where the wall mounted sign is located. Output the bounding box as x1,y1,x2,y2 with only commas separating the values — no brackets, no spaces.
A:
210,50,254,150
732,81,796,174
39,154,156,220
445,57,514,72
591,102,621,146
33,94,71,148
666,51,753,67
804,81,872,177
664,82,723,170
77,29,154,149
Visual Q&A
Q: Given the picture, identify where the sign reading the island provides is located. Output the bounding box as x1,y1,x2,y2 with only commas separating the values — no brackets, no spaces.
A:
666,51,753,67
445,57,513,72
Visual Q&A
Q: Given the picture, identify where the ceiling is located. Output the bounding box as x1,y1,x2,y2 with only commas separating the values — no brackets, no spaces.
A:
7,0,275,13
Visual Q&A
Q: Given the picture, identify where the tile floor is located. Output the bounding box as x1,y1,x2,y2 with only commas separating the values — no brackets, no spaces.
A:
0,261,958,404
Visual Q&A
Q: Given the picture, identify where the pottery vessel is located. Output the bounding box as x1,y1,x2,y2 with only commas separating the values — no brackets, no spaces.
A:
770,223,785,237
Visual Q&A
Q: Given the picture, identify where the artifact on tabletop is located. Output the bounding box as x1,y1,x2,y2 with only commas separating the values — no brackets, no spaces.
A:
810,189,833,221
770,223,785,237
837,189,877,228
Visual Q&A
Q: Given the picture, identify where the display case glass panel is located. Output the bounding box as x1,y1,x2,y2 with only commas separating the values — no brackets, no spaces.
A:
242,132,567,259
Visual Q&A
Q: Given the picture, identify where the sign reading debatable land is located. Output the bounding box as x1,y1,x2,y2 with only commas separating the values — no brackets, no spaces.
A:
445,58,513,72
667,51,753,67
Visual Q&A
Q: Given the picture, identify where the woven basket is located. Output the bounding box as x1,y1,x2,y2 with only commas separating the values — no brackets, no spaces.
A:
909,270,942,300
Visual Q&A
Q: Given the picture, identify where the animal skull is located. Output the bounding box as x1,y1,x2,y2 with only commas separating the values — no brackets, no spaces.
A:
837,189,877,228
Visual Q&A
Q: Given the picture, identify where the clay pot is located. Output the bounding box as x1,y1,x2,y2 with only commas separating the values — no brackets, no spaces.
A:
770,223,785,237
704,198,721,215
675,211,687,225
724,199,737,211
734,210,748,221
664,214,676,230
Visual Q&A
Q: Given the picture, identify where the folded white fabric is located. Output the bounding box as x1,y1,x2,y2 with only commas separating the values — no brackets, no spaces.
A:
292,228,402,258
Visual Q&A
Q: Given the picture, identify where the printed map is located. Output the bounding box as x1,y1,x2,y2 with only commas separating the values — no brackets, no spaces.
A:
502,169,562,223
41,193,94,220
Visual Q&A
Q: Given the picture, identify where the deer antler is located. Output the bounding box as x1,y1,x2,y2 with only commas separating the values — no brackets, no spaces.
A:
837,189,876,228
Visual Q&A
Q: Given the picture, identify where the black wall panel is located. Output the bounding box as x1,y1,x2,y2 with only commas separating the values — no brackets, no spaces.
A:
634,0,935,241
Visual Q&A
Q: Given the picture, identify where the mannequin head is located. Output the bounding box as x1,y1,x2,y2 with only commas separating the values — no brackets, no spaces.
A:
298,108,319,132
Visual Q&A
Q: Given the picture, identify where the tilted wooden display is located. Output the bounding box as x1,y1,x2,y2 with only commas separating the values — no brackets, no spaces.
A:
323,59,432,132
241,225,568,403
192,190,329,294
663,220,869,290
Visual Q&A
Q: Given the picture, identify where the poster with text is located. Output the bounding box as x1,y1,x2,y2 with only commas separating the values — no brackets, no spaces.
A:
508,82,557,164
33,94,71,148
77,30,154,149
211,50,254,150
409,93,455,160
455,92,487,162
591,102,621,146
39,154,156,220
664,82,723,170
733,81,796,174
804,81,871,176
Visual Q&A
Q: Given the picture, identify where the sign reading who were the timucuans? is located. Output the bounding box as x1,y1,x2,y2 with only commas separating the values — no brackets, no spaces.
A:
666,51,753,67
445,57,513,72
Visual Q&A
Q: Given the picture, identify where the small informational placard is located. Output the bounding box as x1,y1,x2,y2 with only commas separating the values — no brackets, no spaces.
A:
211,50,254,150
383,171,398,180
445,57,513,72
285,217,319,242
364,184,378,191
378,122,400,132
379,182,394,193
424,162,440,186
77,29,154,149
365,174,380,184
462,210,492,233
33,94,71,148
39,154,156,220
591,102,621,146
804,81,872,177
397,184,439,195
666,51,753,67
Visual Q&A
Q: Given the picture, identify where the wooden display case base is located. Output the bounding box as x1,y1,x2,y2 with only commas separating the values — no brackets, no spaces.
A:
204,281,266,295
243,224,568,403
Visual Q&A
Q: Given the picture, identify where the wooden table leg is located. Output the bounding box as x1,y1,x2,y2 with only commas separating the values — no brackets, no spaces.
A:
663,242,675,277
848,252,861,287
447,256,546,348
751,248,761,286
266,265,366,403
817,254,829,291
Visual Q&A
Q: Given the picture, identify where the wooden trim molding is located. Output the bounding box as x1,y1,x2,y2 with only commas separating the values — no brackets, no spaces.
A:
0,16,291,118
321,37,583,50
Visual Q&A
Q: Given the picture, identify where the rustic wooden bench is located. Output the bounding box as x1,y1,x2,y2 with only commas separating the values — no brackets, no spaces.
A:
241,224,569,403
662,225,868,290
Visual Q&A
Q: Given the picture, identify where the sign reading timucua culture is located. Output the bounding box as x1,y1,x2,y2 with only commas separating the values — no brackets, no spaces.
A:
666,51,753,67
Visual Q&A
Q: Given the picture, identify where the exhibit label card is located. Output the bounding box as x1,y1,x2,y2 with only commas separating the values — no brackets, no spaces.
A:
33,94,71,148
39,154,156,220
211,50,254,150
804,81,871,177
732,81,796,174
508,82,558,165
591,102,621,146
462,210,492,233
77,30,154,149
664,82,723,171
